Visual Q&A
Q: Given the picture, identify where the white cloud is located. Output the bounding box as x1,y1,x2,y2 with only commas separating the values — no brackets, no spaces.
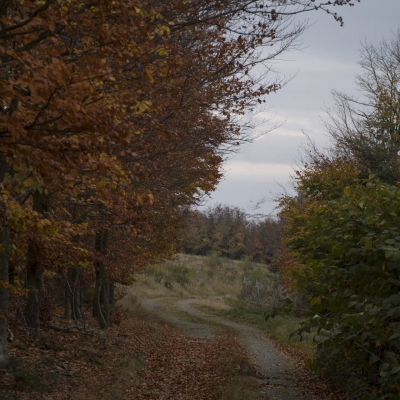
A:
223,162,295,183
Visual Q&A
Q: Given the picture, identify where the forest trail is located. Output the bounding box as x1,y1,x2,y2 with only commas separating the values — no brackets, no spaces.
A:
141,297,311,400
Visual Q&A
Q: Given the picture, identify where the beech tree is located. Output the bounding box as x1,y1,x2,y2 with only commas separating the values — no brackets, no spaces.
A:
0,0,361,368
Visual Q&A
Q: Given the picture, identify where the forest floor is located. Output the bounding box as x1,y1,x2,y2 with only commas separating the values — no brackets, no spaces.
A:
0,254,348,399
0,304,265,400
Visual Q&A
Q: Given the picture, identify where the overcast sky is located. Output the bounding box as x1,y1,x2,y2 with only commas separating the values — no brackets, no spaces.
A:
201,0,400,216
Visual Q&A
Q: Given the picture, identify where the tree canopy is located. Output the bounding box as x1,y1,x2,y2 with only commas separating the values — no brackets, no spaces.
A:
0,0,361,369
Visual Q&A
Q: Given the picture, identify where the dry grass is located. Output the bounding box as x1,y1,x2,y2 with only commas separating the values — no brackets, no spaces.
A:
130,254,243,300
117,288,144,313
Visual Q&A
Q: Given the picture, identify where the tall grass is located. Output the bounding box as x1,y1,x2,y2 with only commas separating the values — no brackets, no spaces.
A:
132,254,247,299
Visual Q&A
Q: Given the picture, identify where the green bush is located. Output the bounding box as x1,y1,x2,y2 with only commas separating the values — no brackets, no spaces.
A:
204,252,222,269
239,256,253,273
167,264,191,288
249,267,264,285
295,178,400,398
147,264,165,283
145,261,192,289
164,280,173,290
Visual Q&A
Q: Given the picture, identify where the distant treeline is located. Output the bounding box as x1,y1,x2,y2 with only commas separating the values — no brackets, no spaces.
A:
179,204,282,264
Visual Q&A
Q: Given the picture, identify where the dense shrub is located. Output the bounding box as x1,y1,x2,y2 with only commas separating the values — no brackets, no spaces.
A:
147,262,191,288
297,179,400,398
204,253,223,269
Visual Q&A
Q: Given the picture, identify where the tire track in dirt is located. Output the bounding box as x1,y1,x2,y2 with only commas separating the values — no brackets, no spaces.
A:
141,298,311,400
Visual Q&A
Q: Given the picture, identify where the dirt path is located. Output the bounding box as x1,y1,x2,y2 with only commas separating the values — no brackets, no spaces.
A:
141,298,311,400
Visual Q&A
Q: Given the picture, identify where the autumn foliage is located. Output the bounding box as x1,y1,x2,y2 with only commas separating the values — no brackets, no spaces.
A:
0,0,360,371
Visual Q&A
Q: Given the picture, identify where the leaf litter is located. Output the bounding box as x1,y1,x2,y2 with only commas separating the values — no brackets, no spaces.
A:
0,307,266,399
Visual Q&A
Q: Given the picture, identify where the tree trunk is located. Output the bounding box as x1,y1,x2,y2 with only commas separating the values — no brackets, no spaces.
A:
93,269,99,318
8,257,14,286
100,280,110,326
79,286,84,318
67,267,83,320
63,270,71,319
0,224,9,369
25,191,46,337
93,263,108,329
25,263,43,336
0,152,10,368
93,231,109,328
108,279,115,306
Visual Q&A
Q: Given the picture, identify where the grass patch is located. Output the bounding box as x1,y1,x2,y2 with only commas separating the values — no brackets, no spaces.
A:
213,300,266,328
199,299,315,357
